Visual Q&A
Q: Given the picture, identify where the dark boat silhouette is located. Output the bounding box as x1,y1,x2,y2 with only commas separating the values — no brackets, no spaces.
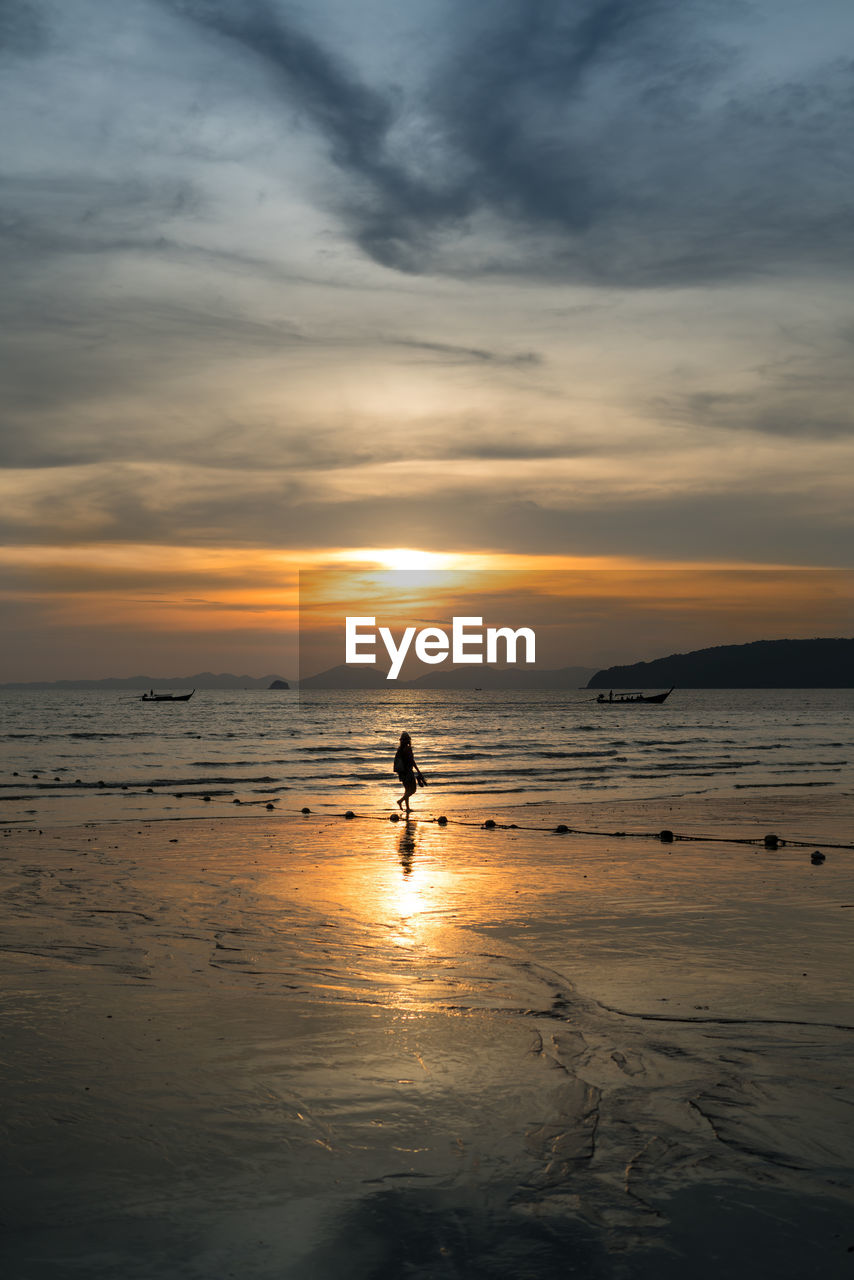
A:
596,688,673,704
140,689,195,702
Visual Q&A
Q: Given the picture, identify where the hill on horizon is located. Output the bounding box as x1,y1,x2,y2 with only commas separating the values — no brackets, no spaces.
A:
8,638,851,691
297,664,391,690
298,663,595,689
588,637,854,689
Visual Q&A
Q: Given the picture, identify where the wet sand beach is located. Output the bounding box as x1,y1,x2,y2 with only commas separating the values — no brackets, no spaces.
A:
2,793,853,1278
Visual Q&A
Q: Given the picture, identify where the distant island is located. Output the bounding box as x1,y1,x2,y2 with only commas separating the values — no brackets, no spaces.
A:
588,638,854,689
0,672,293,691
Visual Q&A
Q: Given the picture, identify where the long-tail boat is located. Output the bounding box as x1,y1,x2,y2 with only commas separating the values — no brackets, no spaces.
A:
595,688,673,704
140,689,195,702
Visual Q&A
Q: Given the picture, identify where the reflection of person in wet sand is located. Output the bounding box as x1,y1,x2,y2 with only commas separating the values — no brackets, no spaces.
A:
393,731,424,814
398,819,416,875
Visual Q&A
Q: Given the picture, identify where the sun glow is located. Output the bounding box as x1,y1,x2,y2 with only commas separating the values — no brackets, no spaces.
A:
379,548,448,572
332,547,478,572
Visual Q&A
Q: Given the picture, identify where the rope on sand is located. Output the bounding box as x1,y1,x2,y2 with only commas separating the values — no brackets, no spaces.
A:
304,808,854,852
460,820,853,851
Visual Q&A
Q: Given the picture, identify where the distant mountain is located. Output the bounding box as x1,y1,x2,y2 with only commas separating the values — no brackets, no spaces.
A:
299,663,595,689
0,672,292,691
297,664,392,690
1,664,596,691
588,638,854,689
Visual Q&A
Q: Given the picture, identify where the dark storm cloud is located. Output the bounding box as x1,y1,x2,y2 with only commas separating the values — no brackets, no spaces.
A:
165,0,475,271
4,0,854,288
169,0,393,152
0,0,47,57
430,0,704,231
418,2,854,284
165,0,854,284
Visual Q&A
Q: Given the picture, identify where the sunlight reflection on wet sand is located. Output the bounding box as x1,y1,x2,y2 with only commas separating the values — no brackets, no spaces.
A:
2,802,853,1278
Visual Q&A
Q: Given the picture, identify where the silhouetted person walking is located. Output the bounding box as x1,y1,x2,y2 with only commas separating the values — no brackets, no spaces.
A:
393,731,424,814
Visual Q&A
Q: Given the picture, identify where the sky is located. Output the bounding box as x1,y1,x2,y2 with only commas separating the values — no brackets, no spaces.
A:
298,566,854,678
1,0,853,679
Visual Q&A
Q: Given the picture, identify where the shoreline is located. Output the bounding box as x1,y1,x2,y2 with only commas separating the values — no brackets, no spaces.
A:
6,784,851,848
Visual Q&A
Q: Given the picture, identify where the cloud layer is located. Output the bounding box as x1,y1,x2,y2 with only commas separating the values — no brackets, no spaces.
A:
161,0,854,283
1,0,853,675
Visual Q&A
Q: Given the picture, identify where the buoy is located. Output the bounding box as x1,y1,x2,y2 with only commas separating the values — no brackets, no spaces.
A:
437,815,448,826
344,810,355,819
266,803,275,811
483,819,496,829
301,807,311,814
810,851,826,864
233,798,241,804
554,824,569,834
389,813,400,823
659,829,674,843
764,833,780,849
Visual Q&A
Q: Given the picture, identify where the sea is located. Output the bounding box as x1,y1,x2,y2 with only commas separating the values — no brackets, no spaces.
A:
1,686,851,827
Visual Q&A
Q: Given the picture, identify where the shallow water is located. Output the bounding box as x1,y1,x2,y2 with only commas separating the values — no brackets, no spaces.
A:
1,686,852,825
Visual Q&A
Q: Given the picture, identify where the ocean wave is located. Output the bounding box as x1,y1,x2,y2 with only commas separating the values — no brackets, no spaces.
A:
540,749,619,759
734,780,835,789
4,688,851,822
191,759,256,767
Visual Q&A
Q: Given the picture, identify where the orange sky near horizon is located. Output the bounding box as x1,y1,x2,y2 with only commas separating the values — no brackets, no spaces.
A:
4,542,849,681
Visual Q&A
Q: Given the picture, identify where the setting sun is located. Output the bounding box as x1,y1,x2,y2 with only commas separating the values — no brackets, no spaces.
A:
333,548,468,572
378,548,448,572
